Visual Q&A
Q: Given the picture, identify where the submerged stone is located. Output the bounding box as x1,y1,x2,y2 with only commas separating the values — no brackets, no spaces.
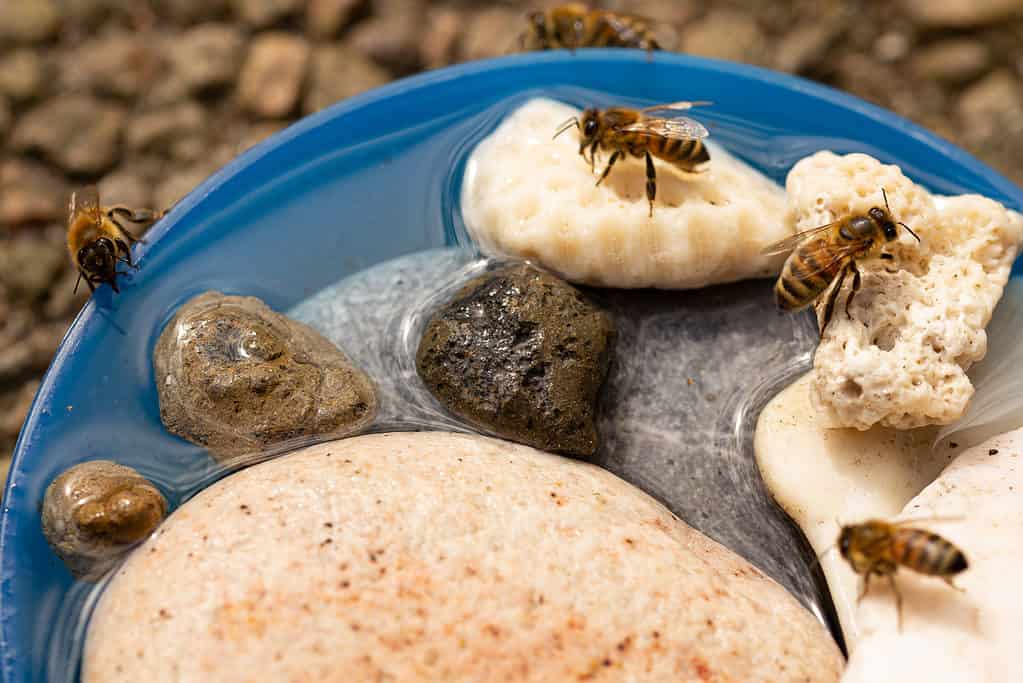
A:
415,263,615,458
41,460,166,580
153,291,376,461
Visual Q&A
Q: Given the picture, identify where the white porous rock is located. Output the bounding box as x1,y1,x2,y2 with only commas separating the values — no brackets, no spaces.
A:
754,372,957,645
843,428,1023,683
789,151,1023,430
461,98,791,289
85,432,843,682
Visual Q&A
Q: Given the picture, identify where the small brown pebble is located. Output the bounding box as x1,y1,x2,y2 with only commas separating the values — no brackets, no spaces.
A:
41,460,167,580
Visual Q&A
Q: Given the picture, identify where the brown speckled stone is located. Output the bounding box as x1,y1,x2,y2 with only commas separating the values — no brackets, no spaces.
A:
153,291,376,461
415,263,615,458
41,460,166,580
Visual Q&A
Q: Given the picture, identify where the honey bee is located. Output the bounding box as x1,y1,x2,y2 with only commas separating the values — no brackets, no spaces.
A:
554,101,711,216
67,186,164,294
761,189,920,335
838,518,968,628
520,4,662,53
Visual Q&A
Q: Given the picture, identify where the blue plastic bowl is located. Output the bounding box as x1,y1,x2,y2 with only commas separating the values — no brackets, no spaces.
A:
4,51,1023,682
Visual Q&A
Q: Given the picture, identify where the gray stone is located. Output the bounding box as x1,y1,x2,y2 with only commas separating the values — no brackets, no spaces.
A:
98,169,155,213
237,32,311,119
899,0,1023,28
12,95,125,174
912,39,992,84
303,46,391,114
349,0,423,74
958,69,1023,139
60,30,162,99
0,49,47,102
41,460,166,580
230,0,301,28
416,263,615,458
159,0,230,24
170,23,245,94
0,0,61,44
0,158,68,228
460,7,521,62
126,101,207,156
0,97,10,139
154,291,378,462
420,6,462,69
305,0,366,39
681,10,766,64
772,23,841,74
290,249,833,632
0,232,66,302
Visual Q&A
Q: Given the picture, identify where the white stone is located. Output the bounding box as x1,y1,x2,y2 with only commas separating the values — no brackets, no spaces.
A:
461,98,791,289
788,151,1023,430
85,432,843,682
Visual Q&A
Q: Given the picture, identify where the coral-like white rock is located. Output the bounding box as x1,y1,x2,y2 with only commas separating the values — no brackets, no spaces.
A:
461,98,791,289
790,152,1023,430
842,429,1023,683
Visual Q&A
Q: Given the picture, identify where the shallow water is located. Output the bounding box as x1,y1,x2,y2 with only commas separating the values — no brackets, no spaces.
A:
12,83,1015,681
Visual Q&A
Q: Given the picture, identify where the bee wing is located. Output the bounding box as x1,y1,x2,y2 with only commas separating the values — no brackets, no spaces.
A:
69,185,102,226
759,222,840,256
793,241,871,281
619,116,709,141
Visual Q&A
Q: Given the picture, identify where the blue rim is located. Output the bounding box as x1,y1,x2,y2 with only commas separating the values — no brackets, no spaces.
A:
4,49,1023,681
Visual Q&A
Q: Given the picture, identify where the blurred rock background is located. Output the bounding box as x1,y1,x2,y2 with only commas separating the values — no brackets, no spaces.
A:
2,0,1022,480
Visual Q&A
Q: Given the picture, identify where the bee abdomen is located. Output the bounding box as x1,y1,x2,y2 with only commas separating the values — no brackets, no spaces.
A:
893,529,968,576
659,140,709,169
775,244,839,310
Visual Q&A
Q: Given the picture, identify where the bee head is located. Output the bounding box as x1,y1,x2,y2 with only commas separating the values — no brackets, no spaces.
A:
78,237,118,282
868,207,898,241
579,109,600,144
838,525,854,559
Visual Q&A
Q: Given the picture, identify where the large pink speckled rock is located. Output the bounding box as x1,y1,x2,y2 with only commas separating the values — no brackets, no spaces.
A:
84,432,842,682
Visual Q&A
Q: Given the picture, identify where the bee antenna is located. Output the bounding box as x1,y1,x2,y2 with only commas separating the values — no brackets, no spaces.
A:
899,222,921,243
882,187,890,212
553,117,579,140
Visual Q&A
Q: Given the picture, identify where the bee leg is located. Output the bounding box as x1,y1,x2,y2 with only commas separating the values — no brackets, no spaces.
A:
819,265,848,338
942,576,966,592
645,151,657,218
589,140,599,172
888,574,904,632
857,572,872,603
845,261,861,319
595,151,621,187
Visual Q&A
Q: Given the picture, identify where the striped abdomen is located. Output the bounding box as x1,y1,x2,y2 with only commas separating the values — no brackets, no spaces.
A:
891,528,968,577
775,236,846,311
649,137,710,171
586,12,659,49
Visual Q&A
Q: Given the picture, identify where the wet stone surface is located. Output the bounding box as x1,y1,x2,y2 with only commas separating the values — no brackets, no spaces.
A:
415,263,615,458
41,460,166,580
154,291,377,462
290,249,831,630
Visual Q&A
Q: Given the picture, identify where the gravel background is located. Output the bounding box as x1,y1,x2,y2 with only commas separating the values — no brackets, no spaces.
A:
2,0,1023,479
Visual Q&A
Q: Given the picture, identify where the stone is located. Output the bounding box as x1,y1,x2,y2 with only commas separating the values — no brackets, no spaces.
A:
0,321,66,383
159,0,230,24
899,0,1023,28
0,232,66,302
420,6,462,69
60,30,162,99
958,69,1023,137
98,169,155,212
11,95,126,174
84,433,844,682
0,49,47,102
681,9,766,64
0,97,10,139
303,46,390,114
230,0,301,28
125,101,206,156
0,0,61,44
305,0,366,39
416,263,615,458
237,32,310,119
168,23,245,95
153,291,377,462
460,7,521,62
349,1,423,74
912,39,991,84
773,23,841,74
0,158,68,228
41,460,166,580
0,380,39,447
290,249,840,626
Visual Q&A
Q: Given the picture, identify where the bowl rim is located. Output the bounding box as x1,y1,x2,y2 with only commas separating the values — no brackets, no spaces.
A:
4,48,1023,682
